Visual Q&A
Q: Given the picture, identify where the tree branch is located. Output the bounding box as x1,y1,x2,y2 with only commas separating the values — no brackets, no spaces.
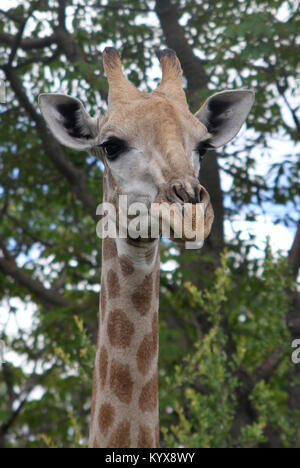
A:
57,0,67,29
0,362,58,440
89,2,153,13
54,27,85,62
288,220,300,279
7,19,28,66
155,0,209,103
286,220,300,341
0,240,70,308
5,212,55,248
221,166,268,191
15,47,61,69
3,66,98,220
252,348,285,385
0,8,23,23
7,0,43,67
155,0,224,252
0,32,56,50
276,79,300,139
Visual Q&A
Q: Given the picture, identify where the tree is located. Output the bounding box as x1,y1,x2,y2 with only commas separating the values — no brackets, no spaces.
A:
0,0,299,448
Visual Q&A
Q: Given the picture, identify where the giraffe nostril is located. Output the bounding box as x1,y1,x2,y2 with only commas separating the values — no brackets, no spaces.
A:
167,179,206,205
198,185,210,205
195,185,202,203
168,182,200,205
173,185,188,203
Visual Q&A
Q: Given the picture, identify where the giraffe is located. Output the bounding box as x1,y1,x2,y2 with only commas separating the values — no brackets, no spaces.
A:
38,47,254,448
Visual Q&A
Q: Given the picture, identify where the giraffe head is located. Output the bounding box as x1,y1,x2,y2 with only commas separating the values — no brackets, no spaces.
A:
39,48,254,246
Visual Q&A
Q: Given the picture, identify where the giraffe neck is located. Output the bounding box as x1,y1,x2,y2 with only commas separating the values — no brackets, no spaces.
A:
89,235,160,448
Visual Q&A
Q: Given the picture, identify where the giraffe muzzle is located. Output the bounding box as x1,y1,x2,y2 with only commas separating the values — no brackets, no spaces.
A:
152,178,214,246
166,179,209,206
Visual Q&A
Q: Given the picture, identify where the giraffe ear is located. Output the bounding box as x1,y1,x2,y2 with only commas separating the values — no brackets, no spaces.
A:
38,93,99,150
195,89,254,148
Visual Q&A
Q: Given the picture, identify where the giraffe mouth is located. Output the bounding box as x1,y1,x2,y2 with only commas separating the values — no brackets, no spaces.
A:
127,234,158,246
152,200,213,245
114,198,214,246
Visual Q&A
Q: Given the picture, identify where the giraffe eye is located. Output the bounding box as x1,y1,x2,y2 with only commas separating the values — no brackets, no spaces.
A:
196,143,207,161
196,140,212,161
100,137,126,160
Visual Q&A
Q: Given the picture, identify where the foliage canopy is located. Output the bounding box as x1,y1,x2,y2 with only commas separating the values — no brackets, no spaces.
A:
0,0,299,448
